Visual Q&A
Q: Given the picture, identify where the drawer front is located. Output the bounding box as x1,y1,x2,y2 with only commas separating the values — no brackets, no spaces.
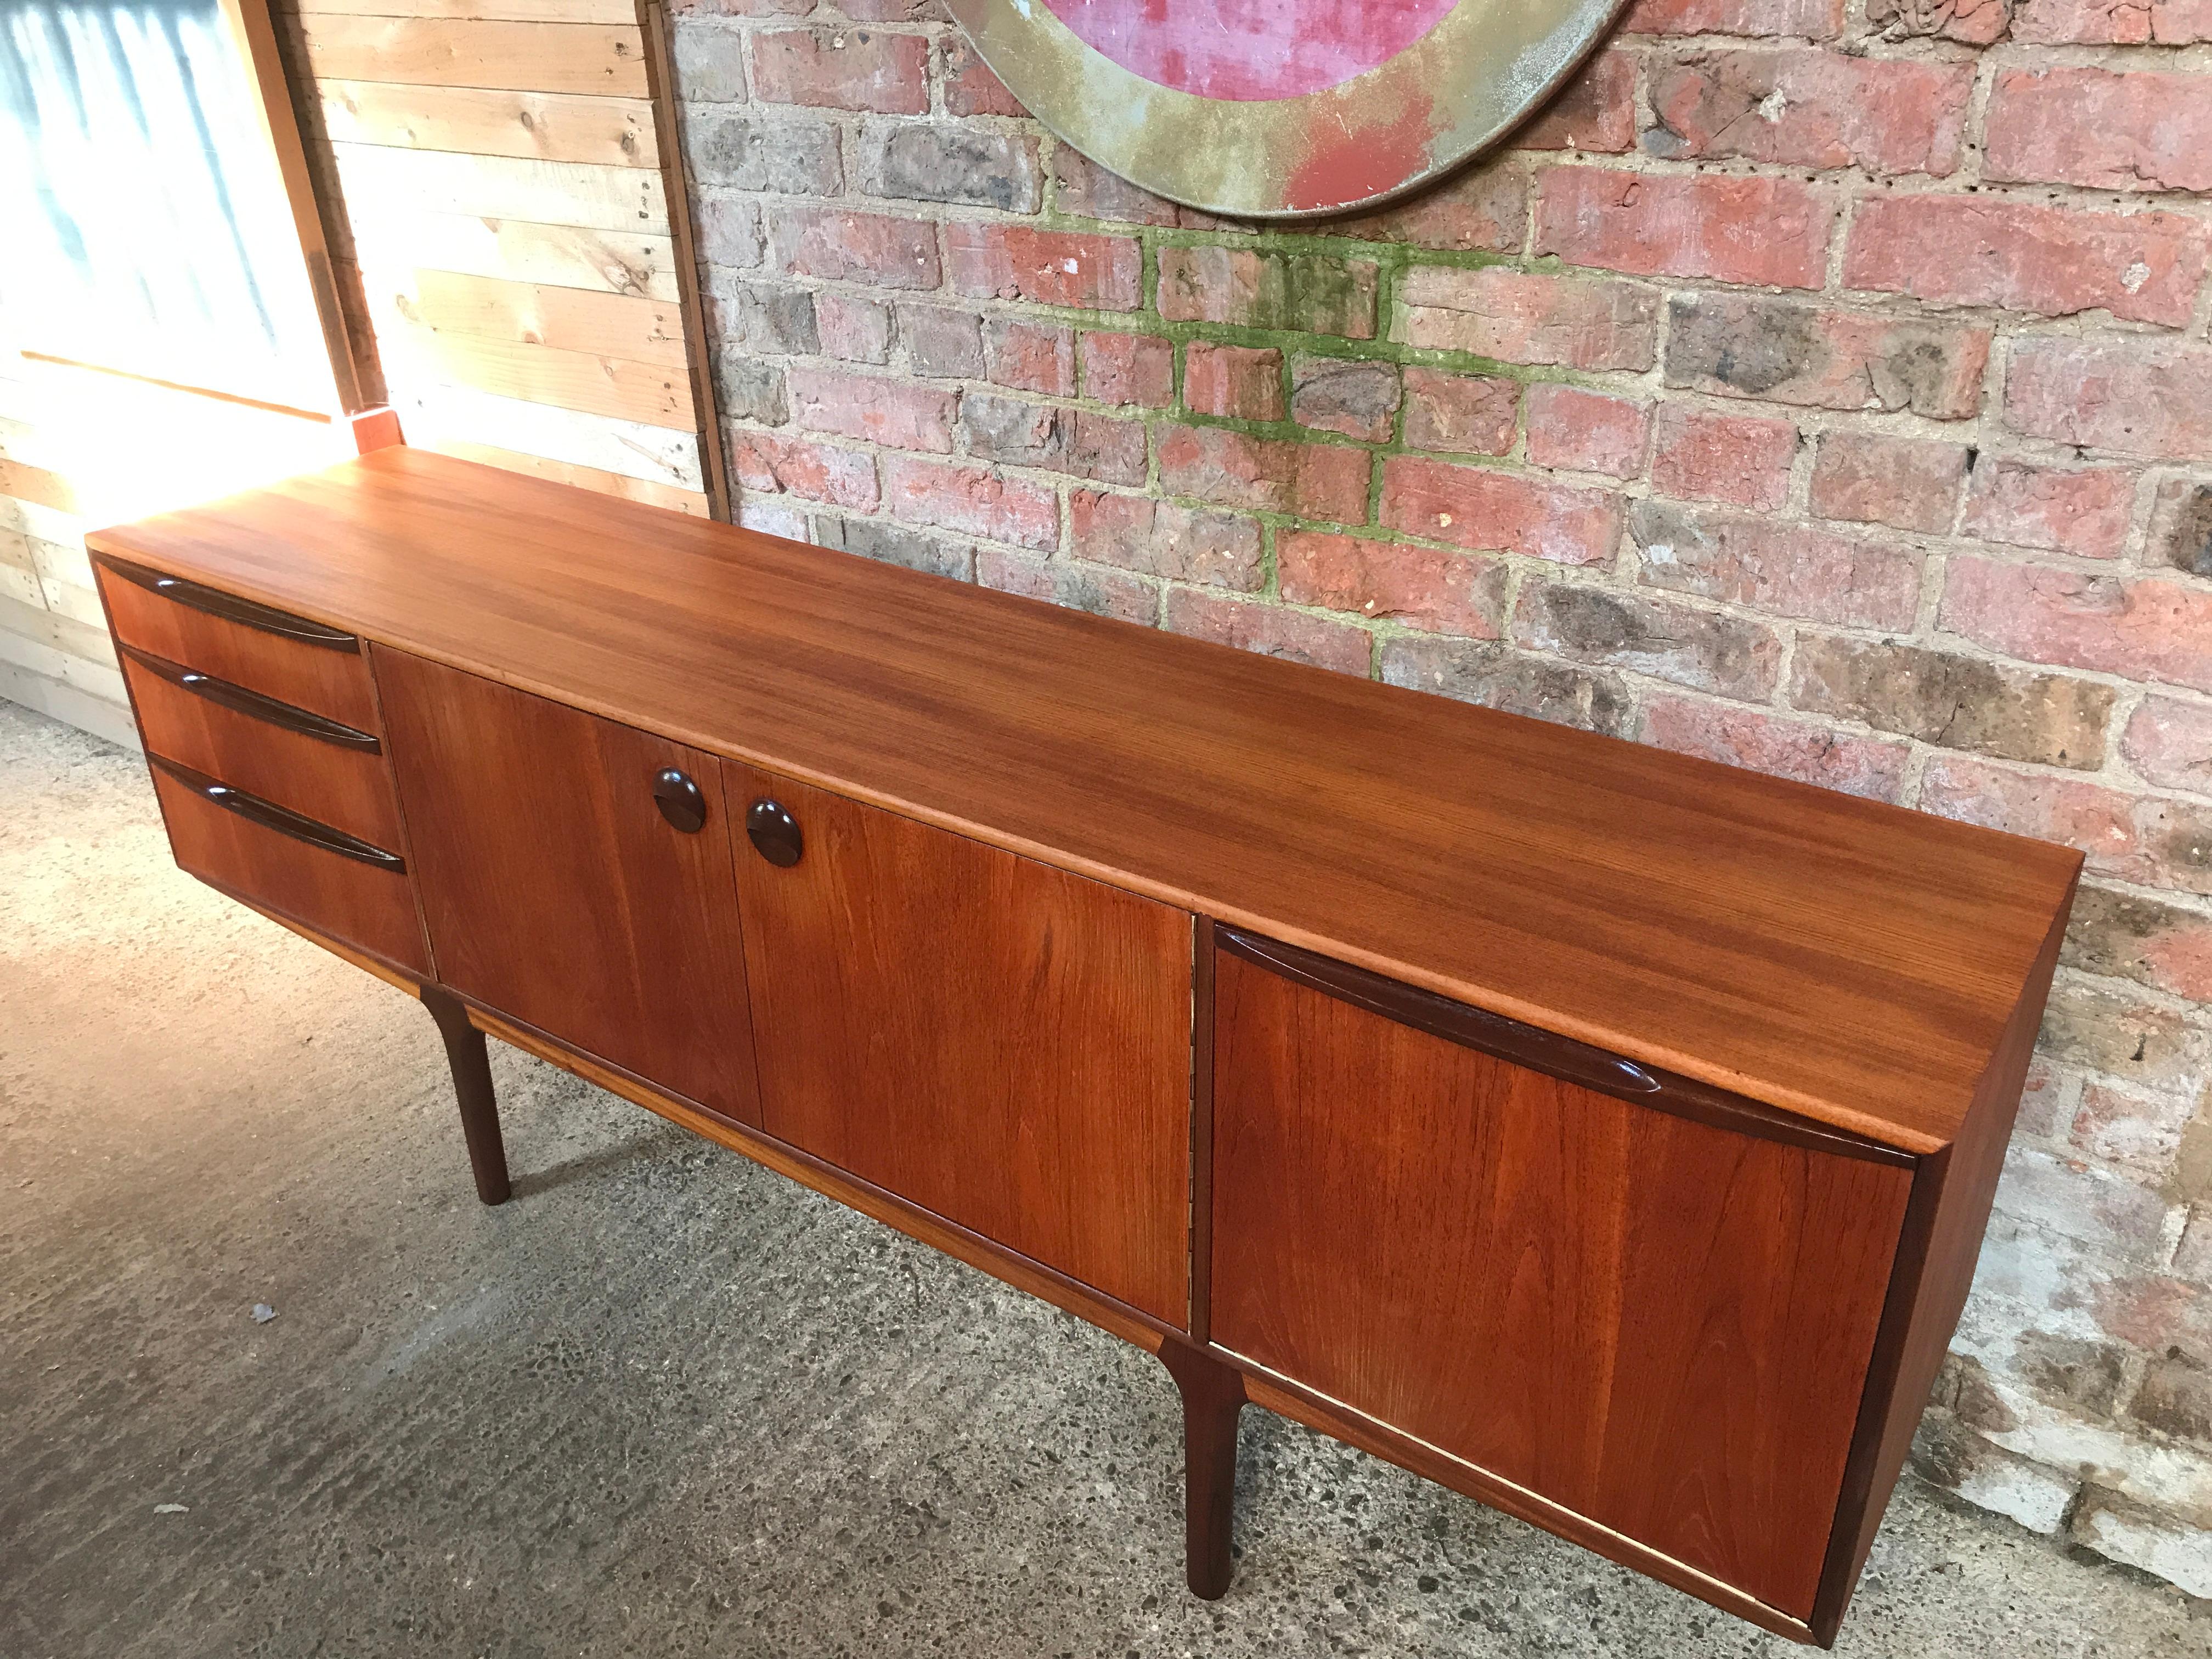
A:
98,557,378,731
122,647,404,850
1209,935,1912,1621
151,757,428,974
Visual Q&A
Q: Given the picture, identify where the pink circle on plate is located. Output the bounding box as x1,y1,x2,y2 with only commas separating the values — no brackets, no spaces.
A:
1040,0,1461,102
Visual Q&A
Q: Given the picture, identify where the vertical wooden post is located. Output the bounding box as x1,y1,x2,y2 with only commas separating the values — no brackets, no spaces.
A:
1158,1340,1246,1599
421,986,511,1206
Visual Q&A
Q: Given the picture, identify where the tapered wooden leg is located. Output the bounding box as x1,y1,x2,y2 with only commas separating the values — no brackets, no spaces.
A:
421,986,511,1206
1159,1340,1246,1599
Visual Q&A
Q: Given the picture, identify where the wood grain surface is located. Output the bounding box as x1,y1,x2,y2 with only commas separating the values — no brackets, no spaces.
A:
1208,945,1912,1617
84,447,2085,1152
727,763,1193,1327
298,16,649,94
318,80,657,167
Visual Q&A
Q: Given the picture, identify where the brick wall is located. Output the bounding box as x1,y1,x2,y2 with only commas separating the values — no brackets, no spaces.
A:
668,0,2212,1594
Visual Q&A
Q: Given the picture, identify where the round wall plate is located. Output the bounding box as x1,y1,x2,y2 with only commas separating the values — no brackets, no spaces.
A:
947,0,1629,222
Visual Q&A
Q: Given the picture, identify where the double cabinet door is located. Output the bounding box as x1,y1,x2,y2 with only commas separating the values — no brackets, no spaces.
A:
374,651,1192,1328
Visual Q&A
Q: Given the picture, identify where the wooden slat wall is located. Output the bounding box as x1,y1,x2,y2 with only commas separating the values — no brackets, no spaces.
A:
278,0,713,515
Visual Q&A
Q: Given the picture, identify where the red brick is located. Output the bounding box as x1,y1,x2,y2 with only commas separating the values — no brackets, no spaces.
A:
1985,68,2212,194
749,27,928,114
1279,531,1510,639
1638,695,1910,802
2065,884,2212,1006
1915,755,2212,898
2006,340,2212,464
1382,458,1621,566
1401,368,1519,456
1809,433,1967,533
1068,490,1262,590
881,454,1057,550
1942,555,2212,695
1080,332,1173,408
2011,0,2150,44
1331,157,1528,253
816,292,891,363
1622,0,1844,34
1865,0,2011,39
1289,358,1398,443
1524,385,1650,479
985,319,1075,396
2125,698,2212,794
1534,167,1834,289
1647,51,1972,175
1163,590,1372,677
1051,146,1187,228
940,34,1026,116
1515,580,1784,701
767,207,940,289
2156,0,2212,36
1519,52,1638,153
1156,426,1371,522
1629,499,1922,629
961,393,1147,484
1156,246,1380,340
1650,407,1798,509
1398,267,1659,371
1845,197,2209,329
1666,294,1991,420
945,224,1143,311
975,550,1156,626
727,430,879,510
1963,458,2138,561
788,366,955,451
1183,343,1284,421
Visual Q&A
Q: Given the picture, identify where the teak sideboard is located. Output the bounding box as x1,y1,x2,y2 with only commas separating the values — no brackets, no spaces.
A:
86,447,2081,1646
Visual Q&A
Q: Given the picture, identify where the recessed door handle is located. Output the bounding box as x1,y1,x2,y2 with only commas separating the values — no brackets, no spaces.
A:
652,768,706,833
747,798,803,867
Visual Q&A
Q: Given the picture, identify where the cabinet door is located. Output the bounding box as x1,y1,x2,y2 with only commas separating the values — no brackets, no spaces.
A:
1209,933,1913,1621
376,649,759,1124
727,763,1192,1327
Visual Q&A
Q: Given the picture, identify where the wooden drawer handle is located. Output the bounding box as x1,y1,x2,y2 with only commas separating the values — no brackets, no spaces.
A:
652,768,706,833
150,755,405,871
122,645,381,751
103,556,360,651
746,798,803,867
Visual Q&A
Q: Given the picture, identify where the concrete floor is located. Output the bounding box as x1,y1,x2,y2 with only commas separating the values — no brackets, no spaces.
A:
1,698,2204,1659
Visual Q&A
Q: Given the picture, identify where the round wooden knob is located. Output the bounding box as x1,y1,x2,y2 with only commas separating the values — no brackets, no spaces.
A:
652,768,706,833
747,799,803,867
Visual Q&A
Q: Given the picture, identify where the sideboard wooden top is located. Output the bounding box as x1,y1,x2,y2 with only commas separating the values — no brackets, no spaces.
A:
88,448,2081,1153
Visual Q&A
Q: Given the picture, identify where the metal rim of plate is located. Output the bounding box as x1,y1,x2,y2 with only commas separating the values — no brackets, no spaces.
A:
945,0,1633,223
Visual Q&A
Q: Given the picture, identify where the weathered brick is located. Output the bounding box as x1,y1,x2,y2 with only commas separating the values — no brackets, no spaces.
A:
2016,1056,2074,1139
737,499,808,539
1909,1412,2078,1538
1645,51,1972,175
749,27,928,114
1844,197,2210,328
1916,753,2212,894
1156,426,1370,522
1080,332,1173,408
1942,554,2212,696
1383,458,1621,566
1621,0,1844,35
1051,145,1186,228
1790,633,2115,769
985,319,1075,396
2149,479,2212,578
727,429,878,509
881,454,1057,550
2064,884,2212,1004
2126,1357,2212,1446
2012,0,2155,40
1164,590,1372,676
686,113,840,191
1401,369,1519,456
975,549,1155,625
1184,343,1284,421
1809,433,1967,533
2125,698,2212,795
2039,979,2210,1091
1996,1143,2179,1263
714,352,786,422
814,515,973,582
768,206,940,287
1331,157,1529,253
1649,406,1798,509
1279,531,1509,639
816,291,891,363
1289,357,1398,442
1666,294,1990,419
1399,267,1660,371
1963,457,2138,561
1535,167,1833,289
939,34,1026,117
1630,499,1921,629
899,303,983,378
789,365,953,450
1514,580,1785,700
1068,491,1262,590
1525,385,1650,479
2155,0,2212,37
692,190,760,268
721,281,817,354
961,393,1147,484
671,26,747,100
1520,50,1638,153
1156,246,1380,340
1985,68,2212,194
944,224,1143,310
1865,0,2011,41
855,122,1041,212
1379,635,1633,736
1638,693,1910,802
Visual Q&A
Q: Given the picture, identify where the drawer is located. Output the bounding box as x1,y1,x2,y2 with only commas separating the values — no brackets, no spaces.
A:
98,556,378,732
150,755,428,974
122,646,404,850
